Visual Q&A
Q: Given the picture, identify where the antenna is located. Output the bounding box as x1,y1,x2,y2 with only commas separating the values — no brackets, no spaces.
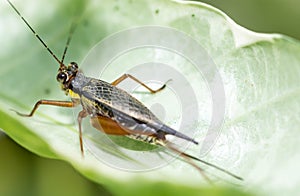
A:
61,20,77,64
7,0,64,67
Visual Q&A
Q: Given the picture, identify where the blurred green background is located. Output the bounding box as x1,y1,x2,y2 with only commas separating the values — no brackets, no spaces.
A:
1,0,299,195
198,0,300,40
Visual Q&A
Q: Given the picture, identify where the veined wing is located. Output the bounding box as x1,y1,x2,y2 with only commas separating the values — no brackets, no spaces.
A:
79,77,198,144
81,78,161,123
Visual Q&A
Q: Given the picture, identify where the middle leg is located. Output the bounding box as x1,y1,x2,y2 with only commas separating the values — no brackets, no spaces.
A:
111,73,170,93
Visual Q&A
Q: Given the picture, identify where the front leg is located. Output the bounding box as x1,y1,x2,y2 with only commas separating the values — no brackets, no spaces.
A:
13,100,76,117
77,110,88,156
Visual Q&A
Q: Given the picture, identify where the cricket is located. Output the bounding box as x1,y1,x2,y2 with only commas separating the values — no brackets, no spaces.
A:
7,0,243,183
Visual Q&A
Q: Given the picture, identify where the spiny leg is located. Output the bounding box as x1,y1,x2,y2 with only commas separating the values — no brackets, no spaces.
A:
180,152,244,181
77,110,88,157
111,73,170,93
158,140,244,182
167,143,213,184
13,100,76,117
155,140,213,184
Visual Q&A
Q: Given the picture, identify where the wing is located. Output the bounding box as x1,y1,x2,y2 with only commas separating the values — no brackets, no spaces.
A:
79,77,198,144
81,78,160,123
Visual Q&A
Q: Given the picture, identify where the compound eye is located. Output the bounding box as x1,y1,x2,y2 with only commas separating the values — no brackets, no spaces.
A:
56,72,67,83
69,62,78,71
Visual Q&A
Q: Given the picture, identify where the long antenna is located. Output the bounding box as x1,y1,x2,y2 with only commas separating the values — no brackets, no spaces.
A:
61,20,77,64
7,0,64,67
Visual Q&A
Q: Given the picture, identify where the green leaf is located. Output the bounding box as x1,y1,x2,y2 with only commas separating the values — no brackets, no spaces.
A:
1,0,299,195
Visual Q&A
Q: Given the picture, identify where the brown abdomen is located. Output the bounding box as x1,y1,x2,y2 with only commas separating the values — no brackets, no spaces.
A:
90,115,130,135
